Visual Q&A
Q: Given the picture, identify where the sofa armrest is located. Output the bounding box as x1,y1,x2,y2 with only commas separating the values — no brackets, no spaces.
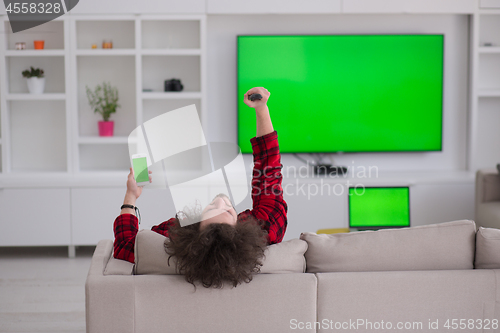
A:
87,240,113,278
86,240,135,333
476,169,500,205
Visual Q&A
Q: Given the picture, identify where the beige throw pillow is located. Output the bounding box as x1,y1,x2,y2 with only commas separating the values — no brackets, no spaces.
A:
300,220,476,273
134,229,307,275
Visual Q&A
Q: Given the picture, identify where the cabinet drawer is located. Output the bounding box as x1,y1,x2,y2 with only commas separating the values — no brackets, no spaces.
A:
71,188,124,245
0,188,70,246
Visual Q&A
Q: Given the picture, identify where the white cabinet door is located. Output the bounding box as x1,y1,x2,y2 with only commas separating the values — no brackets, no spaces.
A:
71,187,179,245
0,188,71,246
69,0,205,14
342,0,475,13
207,0,341,14
71,188,124,245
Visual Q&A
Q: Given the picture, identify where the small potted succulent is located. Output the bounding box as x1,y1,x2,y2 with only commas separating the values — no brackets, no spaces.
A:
86,82,120,136
22,67,45,94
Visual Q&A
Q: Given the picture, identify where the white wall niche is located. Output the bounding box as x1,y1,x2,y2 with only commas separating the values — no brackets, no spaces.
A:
478,54,500,90
142,55,201,92
142,99,202,123
77,55,136,137
7,56,65,94
9,100,67,172
79,144,129,171
479,14,500,47
3,20,65,50
76,20,135,50
142,20,200,50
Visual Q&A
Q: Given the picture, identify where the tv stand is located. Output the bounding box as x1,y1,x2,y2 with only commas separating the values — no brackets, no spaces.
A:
313,164,348,176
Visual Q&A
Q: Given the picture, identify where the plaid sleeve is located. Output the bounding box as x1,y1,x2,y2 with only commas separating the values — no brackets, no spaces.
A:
151,218,177,236
114,215,177,263
238,130,288,244
113,214,139,263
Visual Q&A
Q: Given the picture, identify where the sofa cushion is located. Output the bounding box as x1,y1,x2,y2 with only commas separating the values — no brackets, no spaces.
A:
134,229,307,275
134,230,178,275
104,257,134,275
300,220,476,273
475,227,500,269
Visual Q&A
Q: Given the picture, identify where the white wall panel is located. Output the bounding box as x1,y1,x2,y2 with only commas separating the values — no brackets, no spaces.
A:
69,0,205,14
480,0,500,8
207,0,341,14
410,182,475,226
0,188,71,246
208,14,469,172
343,0,476,14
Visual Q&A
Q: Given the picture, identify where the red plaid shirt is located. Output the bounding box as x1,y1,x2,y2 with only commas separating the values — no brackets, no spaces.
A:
113,130,288,263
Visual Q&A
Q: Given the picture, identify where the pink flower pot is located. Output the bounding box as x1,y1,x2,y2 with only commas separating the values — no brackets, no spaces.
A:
98,121,114,136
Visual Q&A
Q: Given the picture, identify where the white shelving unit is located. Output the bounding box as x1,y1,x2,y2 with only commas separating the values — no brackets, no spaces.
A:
469,9,500,170
0,17,72,174
69,14,206,173
0,14,206,175
0,14,207,251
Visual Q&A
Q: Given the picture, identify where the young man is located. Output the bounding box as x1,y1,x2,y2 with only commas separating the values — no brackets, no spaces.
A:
113,87,287,288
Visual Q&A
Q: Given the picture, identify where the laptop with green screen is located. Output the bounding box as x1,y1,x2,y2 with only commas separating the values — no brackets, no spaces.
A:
349,187,410,230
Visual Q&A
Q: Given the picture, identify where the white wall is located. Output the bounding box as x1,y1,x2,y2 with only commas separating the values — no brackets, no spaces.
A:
206,14,469,172
206,14,474,239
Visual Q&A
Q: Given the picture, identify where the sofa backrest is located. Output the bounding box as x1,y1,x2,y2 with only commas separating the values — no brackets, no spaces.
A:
134,229,308,275
300,220,477,273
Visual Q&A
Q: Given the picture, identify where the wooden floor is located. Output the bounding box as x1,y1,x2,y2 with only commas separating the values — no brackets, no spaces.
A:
0,246,95,333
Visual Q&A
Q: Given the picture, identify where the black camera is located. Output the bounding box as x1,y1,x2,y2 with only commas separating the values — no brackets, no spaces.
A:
164,79,184,92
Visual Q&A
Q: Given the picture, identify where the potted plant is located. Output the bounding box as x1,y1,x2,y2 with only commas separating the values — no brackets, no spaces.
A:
22,67,45,94
86,82,120,137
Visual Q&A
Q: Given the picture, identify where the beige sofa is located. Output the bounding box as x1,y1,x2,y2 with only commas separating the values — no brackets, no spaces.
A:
476,168,500,229
86,220,500,333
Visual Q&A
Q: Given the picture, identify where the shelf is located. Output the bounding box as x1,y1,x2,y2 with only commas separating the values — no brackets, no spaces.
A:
141,20,200,50
75,20,135,50
79,136,134,144
478,89,500,97
479,47,500,53
141,49,201,56
141,92,202,99
6,93,66,100
7,56,66,94
76,49,136,56
5,50,66,57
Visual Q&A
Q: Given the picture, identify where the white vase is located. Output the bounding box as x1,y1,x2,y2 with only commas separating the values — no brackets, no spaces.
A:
26,77,45,94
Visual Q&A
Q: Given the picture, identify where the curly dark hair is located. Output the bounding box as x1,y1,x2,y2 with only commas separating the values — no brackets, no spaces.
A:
164,213,268,289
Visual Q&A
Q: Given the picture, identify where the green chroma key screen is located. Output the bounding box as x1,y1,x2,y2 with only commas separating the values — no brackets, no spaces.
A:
133,157,149,183
237,35,443,153
349,187,410,229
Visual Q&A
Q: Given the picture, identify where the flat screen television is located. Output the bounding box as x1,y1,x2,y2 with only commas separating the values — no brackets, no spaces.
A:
237,34,444,153
348,186,410,230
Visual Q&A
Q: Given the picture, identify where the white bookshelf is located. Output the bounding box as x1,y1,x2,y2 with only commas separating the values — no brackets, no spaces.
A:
469,11,500,170
0,16,72,174
68,14,207,173
0,14,206,177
